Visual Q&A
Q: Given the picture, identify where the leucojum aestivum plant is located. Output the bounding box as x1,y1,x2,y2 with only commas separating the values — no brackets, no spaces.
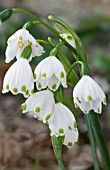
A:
0,8,110,170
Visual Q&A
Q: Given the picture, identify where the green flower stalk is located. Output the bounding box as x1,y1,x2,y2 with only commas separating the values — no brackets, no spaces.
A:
51,136,65,170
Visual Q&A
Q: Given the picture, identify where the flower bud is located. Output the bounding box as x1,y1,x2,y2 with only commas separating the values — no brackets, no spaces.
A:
0,9,12,23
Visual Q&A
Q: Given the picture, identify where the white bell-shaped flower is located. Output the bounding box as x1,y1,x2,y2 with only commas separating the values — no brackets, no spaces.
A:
63,129,79,148
21,90,55,123
73,75,106,114
2,58,34,97
60,33,76,48
49,103,78,147
34,56,67,91
5,28,44,63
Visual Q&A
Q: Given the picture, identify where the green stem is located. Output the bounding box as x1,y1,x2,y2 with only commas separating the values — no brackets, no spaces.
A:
36,39,52,47
89,112,110,170
67,61,83,79
85,114,100,170
57,159,65,170
51,136,65,170
12,8,77,57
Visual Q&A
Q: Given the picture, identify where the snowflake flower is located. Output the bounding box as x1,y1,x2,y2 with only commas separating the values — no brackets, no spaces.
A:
73,75,106,114
60,33,76,48
21,90,55,123
2,58,34,97
49,103,78,147
34,56,67,91
5,29,44,63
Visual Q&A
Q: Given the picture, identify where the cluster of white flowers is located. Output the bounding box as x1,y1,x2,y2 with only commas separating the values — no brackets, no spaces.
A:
2,30,106,148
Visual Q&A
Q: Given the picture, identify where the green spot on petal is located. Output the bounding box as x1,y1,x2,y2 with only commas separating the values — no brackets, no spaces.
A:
45,114,51,122
6,84,9,90
50,129,52,135
21,85,26,92
59,128,64,134
68,142,72,147
34,73,37,80
98,107,100,113
88,95,92,101
35,107,40,113
21,103,27,111
13,88,18,94
38,83,42,89
104,97,106,104
74,121,77,128
42,73,46,78
31,89,34,94
67,35,73,40
25,90,29,96
52,84,56,90
60,71,64,79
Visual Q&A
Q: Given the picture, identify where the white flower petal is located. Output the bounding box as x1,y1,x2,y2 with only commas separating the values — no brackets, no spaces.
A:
63,129,78,148
49,103,77,137
79,98,91,114
92,99,102,114
5,42,18,63
36,77,48,90
22,90,55,123
51,56,66,82
32,43,45,57
35,57,54,79
48,75,60,91
90,77,106,103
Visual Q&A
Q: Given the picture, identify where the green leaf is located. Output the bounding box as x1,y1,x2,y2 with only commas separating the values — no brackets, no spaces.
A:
90,112,110,170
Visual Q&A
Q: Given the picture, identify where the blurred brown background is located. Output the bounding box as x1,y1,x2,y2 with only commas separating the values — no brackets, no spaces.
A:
0,0,110,170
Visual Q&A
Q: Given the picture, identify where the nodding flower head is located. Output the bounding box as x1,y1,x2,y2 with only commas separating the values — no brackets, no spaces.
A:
73,75,106,114
5,29,44,63
21,90,55,123
2,58,34,98
49,103,78,148
34,56,67,92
